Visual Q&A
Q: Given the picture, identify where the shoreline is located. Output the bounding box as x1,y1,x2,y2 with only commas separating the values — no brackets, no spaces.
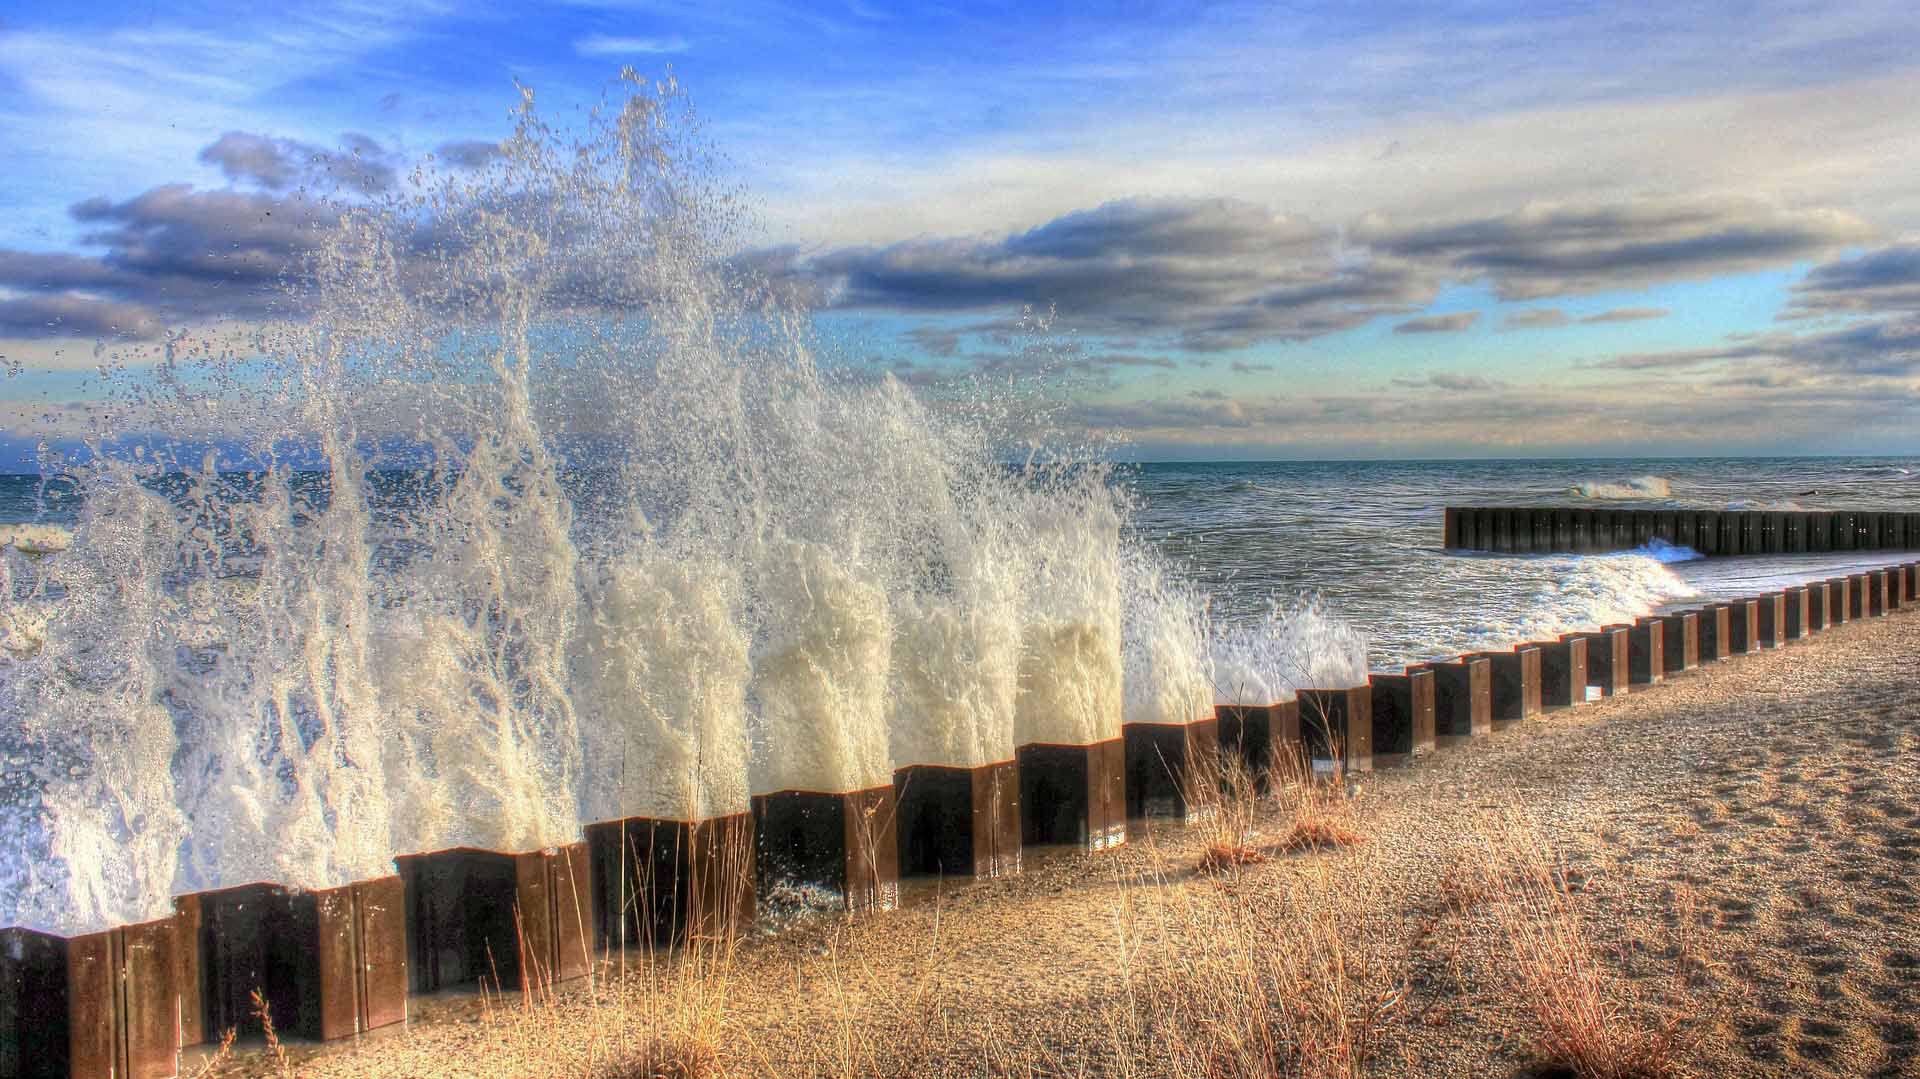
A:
192,596,1920,1078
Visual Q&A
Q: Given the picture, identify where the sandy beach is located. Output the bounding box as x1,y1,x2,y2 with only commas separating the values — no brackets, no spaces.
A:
197,607,1920,1079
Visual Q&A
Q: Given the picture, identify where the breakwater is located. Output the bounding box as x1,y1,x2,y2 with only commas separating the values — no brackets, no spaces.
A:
7,558,1916,1079
1444,507,1920,555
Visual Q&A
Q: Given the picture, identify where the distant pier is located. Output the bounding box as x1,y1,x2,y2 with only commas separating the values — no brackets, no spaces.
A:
1443,507,1920,555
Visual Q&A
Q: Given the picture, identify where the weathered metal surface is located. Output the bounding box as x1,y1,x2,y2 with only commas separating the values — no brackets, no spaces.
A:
1627,619,1665,685
1566,627,1630,697
397,845,584,996
1530,637,1588,707
1,915,182,1079
1368,669,1436,759
1296,685,1373,772
1423,656,1491,736
587,814,754,950
1012,741,1126,852
1659,612,1699,674
1696,604,1733,661
753,786,902,911
1754,592,1787,649
1725,598,1761,654
1782,587,1812,641
896,761,1024,877
186,878,405,1045
1483,646,1542,721
1121,721,1219,823
1214,700,1302,780
1440,507,1920,555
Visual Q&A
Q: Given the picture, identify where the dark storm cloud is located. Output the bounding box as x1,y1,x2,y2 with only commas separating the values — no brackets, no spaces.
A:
1393,311,1478,334
0,293,167,340
1504,308,1570,329
0,180,331,339
434,139,504,169
1354,198,1873,300
1786,243,1920,318
756,197,1437,351
1580,307,1669,323
198,131,398,196
1596,319,1920,378
1390,372,1505,391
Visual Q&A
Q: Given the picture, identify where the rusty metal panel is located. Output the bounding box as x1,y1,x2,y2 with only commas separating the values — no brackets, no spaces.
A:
172,896,204,1049
1782,588,1811,640
844,785,901,908
2,927,71,1079
121,917,182,1079
1527,637,1587,708
1483,648,1541,722
1425,657,1491,736
545,844,594,985
752,789,898,913
353,877,407,1033
1573,627,1631,696
976,760,1024,875
63,930,116,1079
312,885,361,1041
1369,669,1435,757
1628,619,1665,684
1298,686,1372,772
1697,605,1733,661
511,853,555,989
1660,612,1699,673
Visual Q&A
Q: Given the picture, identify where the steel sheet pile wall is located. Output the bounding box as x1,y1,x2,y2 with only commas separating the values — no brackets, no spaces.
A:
1444,507,1920,555
13,550,1920,1079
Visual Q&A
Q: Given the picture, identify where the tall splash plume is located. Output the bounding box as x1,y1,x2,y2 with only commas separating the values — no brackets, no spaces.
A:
1120,549,1214,727
0,72,1167,932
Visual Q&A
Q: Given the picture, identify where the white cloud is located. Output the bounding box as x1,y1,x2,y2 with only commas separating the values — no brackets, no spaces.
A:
574,33,692,56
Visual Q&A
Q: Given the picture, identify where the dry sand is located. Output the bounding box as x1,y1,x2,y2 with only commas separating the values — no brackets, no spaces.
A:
201,607,1920,1079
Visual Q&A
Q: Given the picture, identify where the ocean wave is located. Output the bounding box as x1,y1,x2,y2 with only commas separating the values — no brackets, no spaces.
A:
1635,537,1703,563
1569,475,1672,500
1459,552,1697,654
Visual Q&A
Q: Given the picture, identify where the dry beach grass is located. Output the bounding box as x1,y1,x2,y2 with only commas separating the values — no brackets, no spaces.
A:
198,607,1920,1079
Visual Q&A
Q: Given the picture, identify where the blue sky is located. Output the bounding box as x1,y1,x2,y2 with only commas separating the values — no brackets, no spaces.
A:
3,0,1920,458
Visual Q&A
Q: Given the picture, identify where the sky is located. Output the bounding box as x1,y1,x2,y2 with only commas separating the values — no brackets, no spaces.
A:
2,0,1920,459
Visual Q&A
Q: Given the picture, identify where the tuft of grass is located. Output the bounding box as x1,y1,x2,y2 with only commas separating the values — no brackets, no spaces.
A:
1464,813,1693,1079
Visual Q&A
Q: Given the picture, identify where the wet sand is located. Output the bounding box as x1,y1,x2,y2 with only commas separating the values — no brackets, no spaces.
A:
208,606,1920,1078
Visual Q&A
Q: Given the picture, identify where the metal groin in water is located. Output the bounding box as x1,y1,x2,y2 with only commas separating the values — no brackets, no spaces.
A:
1015,741,1127,851
1423,656,1492,737
16,561,1920,1079
893,763,1023,878
752,789,901,912
1368,669,1436,763
1297,687,1374,773
180,878,407,1046
585,814,755,951
1443,507,1920,555
1,916,180,1079
1121,720,1221,822
396,844,592,995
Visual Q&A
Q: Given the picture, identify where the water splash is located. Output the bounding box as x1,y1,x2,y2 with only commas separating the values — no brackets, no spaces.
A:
1209,595,1371,705
0,73,1198,932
